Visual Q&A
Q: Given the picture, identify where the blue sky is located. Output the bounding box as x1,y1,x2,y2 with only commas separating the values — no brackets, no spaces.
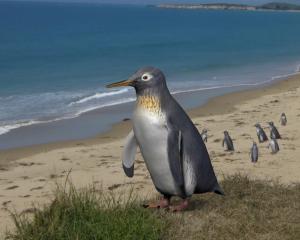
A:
2,0,300,5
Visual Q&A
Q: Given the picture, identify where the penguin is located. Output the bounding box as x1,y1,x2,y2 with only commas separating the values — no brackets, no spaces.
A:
268,122,281,139
280,113,287,126
268,138,280,154
250,141,258,163
222,131,234,151
254,123,268,143
106,67,223,211
201,129,208,143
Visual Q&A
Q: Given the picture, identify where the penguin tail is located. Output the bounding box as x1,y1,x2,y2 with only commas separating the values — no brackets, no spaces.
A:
214,185,225,196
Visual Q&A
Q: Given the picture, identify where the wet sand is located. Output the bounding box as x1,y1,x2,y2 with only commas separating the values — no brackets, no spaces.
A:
0,73,300,235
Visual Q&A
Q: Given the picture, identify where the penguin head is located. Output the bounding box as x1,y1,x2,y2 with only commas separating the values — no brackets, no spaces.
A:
268,122,274,126
224,131,229,136
106,67,168,96
254,123,260,128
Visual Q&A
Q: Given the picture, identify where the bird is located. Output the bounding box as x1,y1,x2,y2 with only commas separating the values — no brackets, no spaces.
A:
280,113,287,126
106,67,223,211
201,129,208,143
254,123,268,143
250,141,258,163
268,122,281,139
222,131,234,151
268,138,280,154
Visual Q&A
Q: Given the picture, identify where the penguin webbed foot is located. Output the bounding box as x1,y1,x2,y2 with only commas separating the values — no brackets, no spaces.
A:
168,198,189,212
142,196,170,209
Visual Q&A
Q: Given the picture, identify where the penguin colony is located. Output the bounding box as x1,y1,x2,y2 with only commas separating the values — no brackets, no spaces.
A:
107,67,286,211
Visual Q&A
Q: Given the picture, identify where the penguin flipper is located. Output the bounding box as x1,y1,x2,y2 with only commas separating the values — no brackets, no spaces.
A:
122,130,137,178
167,129,185,193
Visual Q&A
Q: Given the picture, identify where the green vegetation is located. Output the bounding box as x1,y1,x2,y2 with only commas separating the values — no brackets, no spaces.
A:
5,185,166,240
260,2,300,11
6,175,300,240
157,2,300,11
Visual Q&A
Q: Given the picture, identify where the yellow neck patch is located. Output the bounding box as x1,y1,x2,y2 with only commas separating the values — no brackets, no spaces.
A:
137,95,161,114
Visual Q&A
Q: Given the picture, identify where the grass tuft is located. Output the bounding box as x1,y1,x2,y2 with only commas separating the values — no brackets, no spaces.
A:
6,183,166,240
5,174,300,240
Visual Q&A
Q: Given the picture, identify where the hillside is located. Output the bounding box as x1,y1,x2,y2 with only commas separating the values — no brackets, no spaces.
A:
156,2,300,11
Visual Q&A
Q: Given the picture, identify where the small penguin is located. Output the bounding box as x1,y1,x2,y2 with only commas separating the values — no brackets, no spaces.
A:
250,142,258,163
222,131,234,151
268,122,281,139
254,123,268,143
280,113,287,126
201,129,208,143
268,138,280,154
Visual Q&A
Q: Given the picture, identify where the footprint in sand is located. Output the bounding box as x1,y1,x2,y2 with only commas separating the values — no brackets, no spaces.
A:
108,184,122,190
18,162,35,167
6,185,19,190
2,200,12,207
20,195,31,198
49,174,58,179
76,143,85,146
235,121,245,126
30,186,43,191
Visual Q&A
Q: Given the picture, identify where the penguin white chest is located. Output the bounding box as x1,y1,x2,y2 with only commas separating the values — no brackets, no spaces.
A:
133,108,178,195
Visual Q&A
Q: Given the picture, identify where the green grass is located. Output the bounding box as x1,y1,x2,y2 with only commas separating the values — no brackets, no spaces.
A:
5,175,300,240
5,185,166,240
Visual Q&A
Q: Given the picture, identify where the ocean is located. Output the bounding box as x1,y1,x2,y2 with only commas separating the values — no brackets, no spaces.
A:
1,1,300,149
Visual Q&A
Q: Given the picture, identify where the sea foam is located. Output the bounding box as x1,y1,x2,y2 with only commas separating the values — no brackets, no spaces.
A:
69,88,129,106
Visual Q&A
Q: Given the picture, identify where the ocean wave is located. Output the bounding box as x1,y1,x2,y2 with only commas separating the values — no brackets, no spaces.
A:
0,120,42,136
69,88,129,106
75,97,136,116
1,63,299,138
0,97,136,137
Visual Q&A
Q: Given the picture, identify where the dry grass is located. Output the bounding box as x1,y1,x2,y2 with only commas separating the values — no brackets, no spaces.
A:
165,174,300,240
5,174,300,240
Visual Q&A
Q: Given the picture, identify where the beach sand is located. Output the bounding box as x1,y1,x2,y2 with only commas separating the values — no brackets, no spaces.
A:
0,74,300,235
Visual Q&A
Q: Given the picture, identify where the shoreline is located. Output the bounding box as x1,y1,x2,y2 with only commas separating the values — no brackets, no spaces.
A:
1,61,299,150
0,70,300,235
1,72,299,165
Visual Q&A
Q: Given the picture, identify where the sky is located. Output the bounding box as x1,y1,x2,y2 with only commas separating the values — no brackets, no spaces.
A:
2,0,300,5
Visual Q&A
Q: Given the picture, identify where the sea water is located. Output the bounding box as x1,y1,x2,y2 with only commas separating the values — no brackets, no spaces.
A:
1,1,300,148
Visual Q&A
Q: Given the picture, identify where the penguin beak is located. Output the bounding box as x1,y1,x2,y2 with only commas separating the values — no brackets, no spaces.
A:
106,79,134,88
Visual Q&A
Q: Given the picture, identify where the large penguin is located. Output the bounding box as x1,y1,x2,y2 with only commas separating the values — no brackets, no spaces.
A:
107,67,223,211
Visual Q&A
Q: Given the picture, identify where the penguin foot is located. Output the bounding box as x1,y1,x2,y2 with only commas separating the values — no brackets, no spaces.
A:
143,198,170,209
169,199,189,212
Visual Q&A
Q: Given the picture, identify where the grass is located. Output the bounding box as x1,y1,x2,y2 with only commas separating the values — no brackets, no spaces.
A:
166,175,300,240
5,175,300,240
5,185,166,240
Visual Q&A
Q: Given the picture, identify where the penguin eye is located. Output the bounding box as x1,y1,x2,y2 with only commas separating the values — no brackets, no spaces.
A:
141,73,152,81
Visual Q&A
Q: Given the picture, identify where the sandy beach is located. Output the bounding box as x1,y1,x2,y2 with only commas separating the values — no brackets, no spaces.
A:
0,73,300,235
